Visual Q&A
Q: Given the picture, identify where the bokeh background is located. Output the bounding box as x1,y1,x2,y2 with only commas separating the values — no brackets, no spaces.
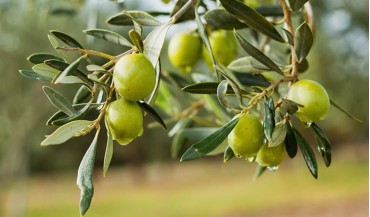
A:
0,0,368,217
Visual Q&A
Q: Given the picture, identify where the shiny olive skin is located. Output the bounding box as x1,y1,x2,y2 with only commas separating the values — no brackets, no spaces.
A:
256,142,287,167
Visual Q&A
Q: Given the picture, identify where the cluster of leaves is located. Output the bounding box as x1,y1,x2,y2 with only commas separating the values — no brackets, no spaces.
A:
19,0,360,216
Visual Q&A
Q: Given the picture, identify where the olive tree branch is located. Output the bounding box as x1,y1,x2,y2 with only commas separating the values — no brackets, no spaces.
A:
56,47,115,60
170,0,199,24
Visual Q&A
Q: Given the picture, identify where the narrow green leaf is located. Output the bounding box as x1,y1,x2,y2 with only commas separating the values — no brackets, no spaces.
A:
137,101,167,130
294,129,318,179
234,72,271,88
129,29,144,53
253,164,267,179
282,28,294,45
215,65,244,108
220,0,285,42
224,146,235,162
235,31,284,75
86,65,107,72
54,56,83,84
103,119,114,177
46,103,100,126
42,86,77,116
263,97,275,141
27,53,64,64
310,123,331,167
297,58,309,73
107,10,162,26
41,120,94,146
228,57,264,73
143,23,171,67
269,123,287,147
32,63,60,81
83,29,133,47
51,100,93,126
77,128,99,216
19,70,52,82
282,98,304,115
294,22,314,62
284,122,297,158
217,80,230,108
330,100,362,123
73,85,92,104
288,0,309,11
50,30,84,48
204,9,247,30
147,58,162,106
181,116,240,161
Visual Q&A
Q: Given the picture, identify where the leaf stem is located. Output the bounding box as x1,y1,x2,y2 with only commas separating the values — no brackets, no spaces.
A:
56,47,115,60
170,0,198,24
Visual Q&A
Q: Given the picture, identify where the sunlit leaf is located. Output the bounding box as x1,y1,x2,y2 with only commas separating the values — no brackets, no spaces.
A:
217,80,230,108
181,116,240,161
107,10,162,26
42,86,77,116
147,58,162,106
41,120,94,146
269,123,287,147
310,123,331,167
103,119,114,177
263,97,275,141
220,0,284,42
54,55,83,84
77,128,99,216
295,129,318,179
228,57,264,73
19,70,52,82
295,22,314,62
215,65,244,108
32,63,60,81
235,31,283,75
84,29,133,47
143,23,171,67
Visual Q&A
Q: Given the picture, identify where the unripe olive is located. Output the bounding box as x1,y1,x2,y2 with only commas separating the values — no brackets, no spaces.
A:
168,32,202,73
105,98,143,145
287,79,330,123
256,142,287,167
113,53,156,102
203,30,238,68
228,114,264,159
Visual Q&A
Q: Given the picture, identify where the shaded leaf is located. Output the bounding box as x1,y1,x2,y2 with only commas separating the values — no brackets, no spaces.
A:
50,30,84,48
228,57,265,73
295,22,314,62
282,98,303,115
204,9,247,30
288,0,309,11
310,123,331,167
77,128,99,216
220,0,284,42
41,120,94,146
217,80,230,108
263,97,275,141
129,29,144,53
330,100,362,123
147,58,162,106
282,28,293,45
143,23,171,67
42,86,77,116
54,55,83,84
234,72,271,88
83,29,133,47
284,122,297,158
103,119,114,177
182,82,249,95
107,10,162,26
46,103,100,126
235,31,283,75
294,129,318,179
269,123,287,147
137,101,167,130
27,53,64,64
19,70,52,82
51,101,93,126
215,65,244,108
224,146,235,162
181,116,240,161
73,85,92,104
170,118,192,158
32,63,60,81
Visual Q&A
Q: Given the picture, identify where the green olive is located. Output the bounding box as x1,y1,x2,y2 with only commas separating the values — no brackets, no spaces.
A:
105,98,143,145
168,32,202,73
287,79,330,123
256,142,286,167
113,53,156,102
203,30,238,68
228,114,264,159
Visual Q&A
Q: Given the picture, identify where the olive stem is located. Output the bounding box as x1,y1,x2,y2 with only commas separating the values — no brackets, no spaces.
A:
170,0,198,24
56,47,115,60
279,0,298,80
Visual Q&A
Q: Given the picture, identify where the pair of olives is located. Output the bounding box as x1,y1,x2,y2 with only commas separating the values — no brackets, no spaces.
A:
229,79,330,167
105,54,156,145
168,30,238,73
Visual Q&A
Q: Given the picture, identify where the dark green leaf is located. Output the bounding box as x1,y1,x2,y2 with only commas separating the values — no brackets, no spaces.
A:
295,22,314,62
19,70,52,82
27,53,64,64
181,116,240,161
282,28,294,45
42,86,77,116
51,101,93,126
46,103,100,126
83,29,133,47
235,31,284,75
284,121,297,158
204,9,247,30
310,123,331,167
41,120,94,146
54,56,83,84
263,97,275,141
107,11,162,26
224,146,235,162
77,128,99,216
294,129,318,179
137,101,167,130
182,82,249,95
288,0,309,11
253,164,267,179
330,100,362,123
234,72,271,88
298,58,309,73
103,119,114,177
143,23,171,67
73,85,92,104
50,30,84,48
282,98,303,115
170,0,195,23
220,0,285,42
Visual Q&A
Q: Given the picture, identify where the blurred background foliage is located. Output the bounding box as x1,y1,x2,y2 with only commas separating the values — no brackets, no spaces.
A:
0,0,367,216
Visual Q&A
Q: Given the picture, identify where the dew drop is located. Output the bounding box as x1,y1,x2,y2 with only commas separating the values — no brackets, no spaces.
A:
302,122,312,128
267,166,279,171
246,156,256,162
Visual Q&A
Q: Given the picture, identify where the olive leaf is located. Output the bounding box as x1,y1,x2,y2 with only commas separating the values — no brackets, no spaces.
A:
220,0,285,42
27,53,64,64
295,22,314,63
143,23,171,67
224,146,235,162
288,0,309,11
284,122,298,158
50,30,84,48
77,128,100,216
19,70,53,82
31,63,60,82
253,164,267,179
50,100,93,126
269,123,287,147
170,0,195,23
137,101,167,130
181,116,240,161
204,9,247,30
83,29,133,47
215,65,244,108
310,123,331,167
42,86,77,116
294,129,318,179
217,80,230,108
107,10,162,26
282,98,303,115
53,55,84,84
263,97,275,141
103,119,114,177
330,99,362,123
